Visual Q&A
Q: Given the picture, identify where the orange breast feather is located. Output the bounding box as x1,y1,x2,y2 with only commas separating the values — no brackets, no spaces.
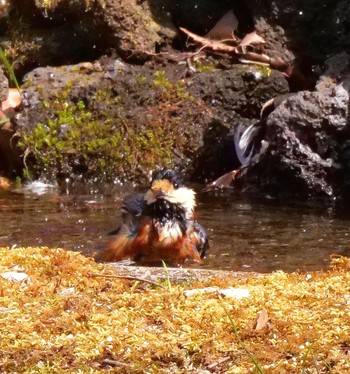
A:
103,219,201,263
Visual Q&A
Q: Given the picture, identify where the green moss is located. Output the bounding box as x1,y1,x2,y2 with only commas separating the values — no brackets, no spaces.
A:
152,70,193,102
69,66,79,73
153,70,173,91
194,61,216,73
18,82,176,183
136,73,146,84
34,0,105,10
253,65,272,78
18,65,206,184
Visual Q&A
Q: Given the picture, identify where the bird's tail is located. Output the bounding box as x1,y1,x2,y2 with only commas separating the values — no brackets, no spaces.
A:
99,234,133,262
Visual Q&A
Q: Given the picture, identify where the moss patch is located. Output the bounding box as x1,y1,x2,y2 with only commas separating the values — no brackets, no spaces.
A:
18,90,174,183
34,0,105,10
18,68,210,184
1,247,350,372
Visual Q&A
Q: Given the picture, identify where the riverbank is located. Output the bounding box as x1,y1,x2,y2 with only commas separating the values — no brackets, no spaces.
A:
1,246,349,372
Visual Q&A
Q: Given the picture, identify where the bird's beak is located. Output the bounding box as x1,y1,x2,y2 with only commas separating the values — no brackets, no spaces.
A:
151,186,166,198
150,179,173,198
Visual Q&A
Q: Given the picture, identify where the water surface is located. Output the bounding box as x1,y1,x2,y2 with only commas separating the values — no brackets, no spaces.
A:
1,187,350,273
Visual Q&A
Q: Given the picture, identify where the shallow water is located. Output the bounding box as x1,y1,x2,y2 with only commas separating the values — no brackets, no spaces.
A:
1,186,350,273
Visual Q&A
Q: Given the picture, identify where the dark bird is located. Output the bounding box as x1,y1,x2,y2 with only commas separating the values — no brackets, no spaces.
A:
234,93,296,167
101,169,209,263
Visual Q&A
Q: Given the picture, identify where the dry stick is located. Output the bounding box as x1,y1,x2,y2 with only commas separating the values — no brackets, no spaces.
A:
102,359,132,368
87,272,166,289
207,356,231,369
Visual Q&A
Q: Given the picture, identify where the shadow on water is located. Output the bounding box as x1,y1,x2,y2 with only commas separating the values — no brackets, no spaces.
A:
1,186,350,273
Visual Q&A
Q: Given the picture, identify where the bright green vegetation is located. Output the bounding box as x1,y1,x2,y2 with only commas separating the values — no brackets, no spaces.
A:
19,91,173,182
0,46,20,90
18,69,201,183
34,0,105,10
152,70,192,101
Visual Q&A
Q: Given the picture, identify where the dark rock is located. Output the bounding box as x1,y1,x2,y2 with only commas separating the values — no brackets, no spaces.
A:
0,124,22,177
95,0,177,60
7,0,178,77
15,59,288,185
236,53,350,199
0,69,21,177
245,0,350,75
159,0,254,36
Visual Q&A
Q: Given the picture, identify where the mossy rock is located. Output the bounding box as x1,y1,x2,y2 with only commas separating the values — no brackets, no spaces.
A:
16,62,213,184
6,0,177,78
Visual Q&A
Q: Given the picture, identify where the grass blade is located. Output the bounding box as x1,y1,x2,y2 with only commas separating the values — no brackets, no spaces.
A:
0,118,10,125
219,297,264,374
0,46,20,91
161,260,172,292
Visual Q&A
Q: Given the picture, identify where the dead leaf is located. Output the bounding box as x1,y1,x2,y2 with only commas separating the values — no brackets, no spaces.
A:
206,10,239,40
254,309,269,330
180,27,237,53
0,110,11,128
180,26,289,73
0,110,8,121
1,88,22,118
204,169,242,191
238,31,266,48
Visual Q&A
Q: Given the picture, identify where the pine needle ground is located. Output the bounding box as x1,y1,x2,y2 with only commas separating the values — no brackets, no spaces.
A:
1,247,350,373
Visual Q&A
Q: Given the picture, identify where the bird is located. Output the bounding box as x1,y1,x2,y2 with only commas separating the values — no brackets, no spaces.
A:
101,168,209,263
233,93,296,167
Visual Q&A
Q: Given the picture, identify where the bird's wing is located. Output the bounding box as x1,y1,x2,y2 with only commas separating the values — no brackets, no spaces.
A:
108,193,146,237
234,122,262,166
188,220,209,259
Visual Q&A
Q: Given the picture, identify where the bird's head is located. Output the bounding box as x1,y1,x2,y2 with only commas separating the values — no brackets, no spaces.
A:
144,169,196,219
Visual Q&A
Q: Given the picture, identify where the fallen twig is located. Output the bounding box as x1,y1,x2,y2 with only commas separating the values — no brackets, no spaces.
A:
207,356,231,369
180,27,237,53
180,26,290,73
87,272,166,289
101,358,132,368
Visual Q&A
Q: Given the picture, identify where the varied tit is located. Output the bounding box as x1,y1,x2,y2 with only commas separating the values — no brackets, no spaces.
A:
101,169,209,263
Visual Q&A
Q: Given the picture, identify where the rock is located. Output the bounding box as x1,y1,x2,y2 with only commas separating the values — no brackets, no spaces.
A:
161,0,254,35
107,263,258,283
59,287,76,296
7,0,177,75
0,124,22,177
98,0,177,60
236,53,350,199
189,65,289,180
15,59,288,185
244,0,350,74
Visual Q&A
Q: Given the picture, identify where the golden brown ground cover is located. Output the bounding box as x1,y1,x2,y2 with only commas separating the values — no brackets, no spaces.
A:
1,247,350,373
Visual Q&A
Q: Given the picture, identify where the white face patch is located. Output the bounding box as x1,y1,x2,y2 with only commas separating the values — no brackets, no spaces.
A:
156,221,183,245
168,187,195,219
144,180,196,220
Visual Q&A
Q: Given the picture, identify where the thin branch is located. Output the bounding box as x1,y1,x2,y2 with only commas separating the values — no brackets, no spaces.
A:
87,272,166,289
